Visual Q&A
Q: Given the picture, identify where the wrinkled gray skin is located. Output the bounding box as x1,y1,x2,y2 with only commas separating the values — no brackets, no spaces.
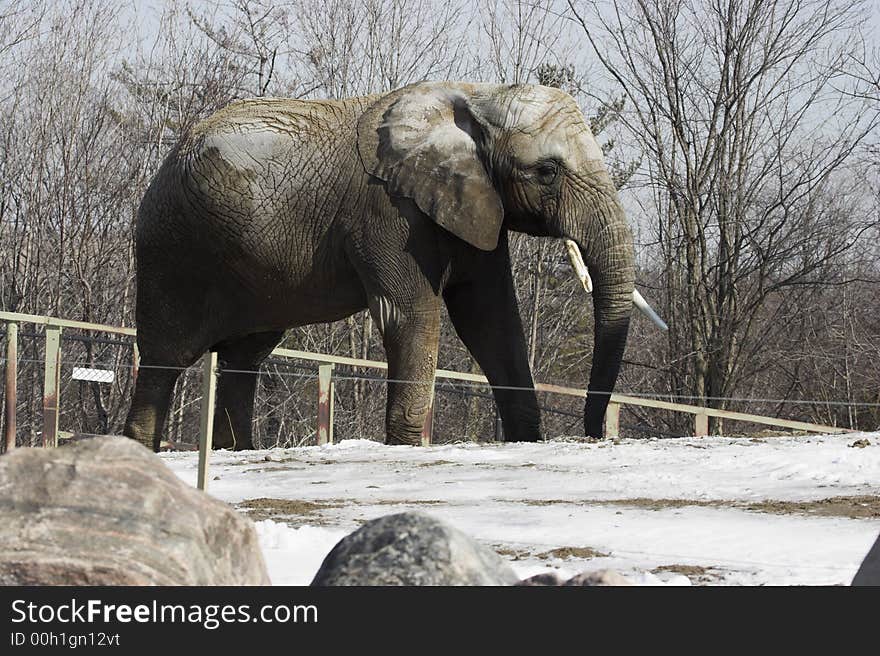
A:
123,81,634,450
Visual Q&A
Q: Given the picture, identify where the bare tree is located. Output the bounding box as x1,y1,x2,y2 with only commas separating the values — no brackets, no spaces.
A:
568,0,878,432
187,0,309,98
4,0,878,446
295,0,471,98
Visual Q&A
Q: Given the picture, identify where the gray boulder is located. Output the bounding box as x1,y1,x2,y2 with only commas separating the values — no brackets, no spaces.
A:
311,511,519,586
0,436,269,585
518,569,632,586
852,531,880,586
516,572,563,586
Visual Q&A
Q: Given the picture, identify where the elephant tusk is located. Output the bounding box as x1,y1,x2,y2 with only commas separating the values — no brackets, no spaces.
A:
564,239,592,293
564,239,668,331
633,288,669,331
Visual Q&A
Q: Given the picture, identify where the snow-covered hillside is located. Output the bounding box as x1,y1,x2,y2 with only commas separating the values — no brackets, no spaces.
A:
160,433,880,586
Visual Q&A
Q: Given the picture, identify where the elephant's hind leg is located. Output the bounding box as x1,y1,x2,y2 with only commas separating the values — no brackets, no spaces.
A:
213,331,284,450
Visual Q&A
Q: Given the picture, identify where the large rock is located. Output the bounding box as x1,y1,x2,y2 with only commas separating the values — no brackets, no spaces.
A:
0,436,269,585
518,570,632,586
852,531,880,586
311,511,519,586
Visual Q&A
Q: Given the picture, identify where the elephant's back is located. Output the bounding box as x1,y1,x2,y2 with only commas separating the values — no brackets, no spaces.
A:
180,95,382,154
175,98,354,186
149,96,369,239
134,95,378,331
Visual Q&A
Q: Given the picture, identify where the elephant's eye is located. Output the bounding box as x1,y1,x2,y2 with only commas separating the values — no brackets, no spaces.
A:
533,159,559,185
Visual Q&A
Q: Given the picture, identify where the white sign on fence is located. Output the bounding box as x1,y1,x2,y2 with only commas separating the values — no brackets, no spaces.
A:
72,367,115,383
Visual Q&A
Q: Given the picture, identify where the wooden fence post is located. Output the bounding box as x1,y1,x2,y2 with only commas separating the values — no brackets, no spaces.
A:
132,342,140,386
317,364,334,445
197,351,219,491
604,402,620,439
42,325,62,448
4,322,17,452
694,412,709,437
494,406,504,442
421,379,435,447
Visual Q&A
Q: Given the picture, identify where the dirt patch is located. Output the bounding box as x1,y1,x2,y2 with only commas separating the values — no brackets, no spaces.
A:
235,496,446,525
521,499,575,506
743,496,880,519
494,546,532,561
723,429,808,439
518,495,880,519
374,499,446,506
537,546,610,560
521,498,726,510
494,545,610,562
235,497,342,525
416,460,459,467
651,564,721,583
849,439,871,449
604,498,727,511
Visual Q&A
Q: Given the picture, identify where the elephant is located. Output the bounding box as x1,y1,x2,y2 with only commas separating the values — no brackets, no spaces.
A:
123,81,664,451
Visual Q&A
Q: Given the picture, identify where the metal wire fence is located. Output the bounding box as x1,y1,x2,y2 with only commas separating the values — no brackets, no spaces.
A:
0,328,644,449
1,313,873,452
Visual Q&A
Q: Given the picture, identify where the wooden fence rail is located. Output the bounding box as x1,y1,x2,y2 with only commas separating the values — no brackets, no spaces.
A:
1,311,858,490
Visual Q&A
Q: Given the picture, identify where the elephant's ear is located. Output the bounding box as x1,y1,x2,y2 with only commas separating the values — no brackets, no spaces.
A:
357,82,504,251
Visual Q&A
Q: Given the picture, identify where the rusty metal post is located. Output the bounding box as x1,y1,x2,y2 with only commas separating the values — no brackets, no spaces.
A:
317,364,334,445
42,325,62,448
132,342,140,386
694,412,709,437
4,322,17,452
604,402,620,439
420,379,435,447
197,351,219,491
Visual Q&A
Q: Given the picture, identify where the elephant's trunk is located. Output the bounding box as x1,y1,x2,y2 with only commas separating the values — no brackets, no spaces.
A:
574,199,635,439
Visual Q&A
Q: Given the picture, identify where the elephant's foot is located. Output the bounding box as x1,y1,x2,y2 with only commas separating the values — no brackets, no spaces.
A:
497,398,541,442
122,423,158,452
212,412,254,451
494,415,542,442
124,367,183,453
384,400,432,446
384,430,423,446
502,428,541,443
384,416,428,446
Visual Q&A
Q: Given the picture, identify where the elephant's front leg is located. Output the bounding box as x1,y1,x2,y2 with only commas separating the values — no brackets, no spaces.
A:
370,296,441,446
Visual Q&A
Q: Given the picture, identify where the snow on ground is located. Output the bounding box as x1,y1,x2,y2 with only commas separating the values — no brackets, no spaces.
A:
160,432,880,586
